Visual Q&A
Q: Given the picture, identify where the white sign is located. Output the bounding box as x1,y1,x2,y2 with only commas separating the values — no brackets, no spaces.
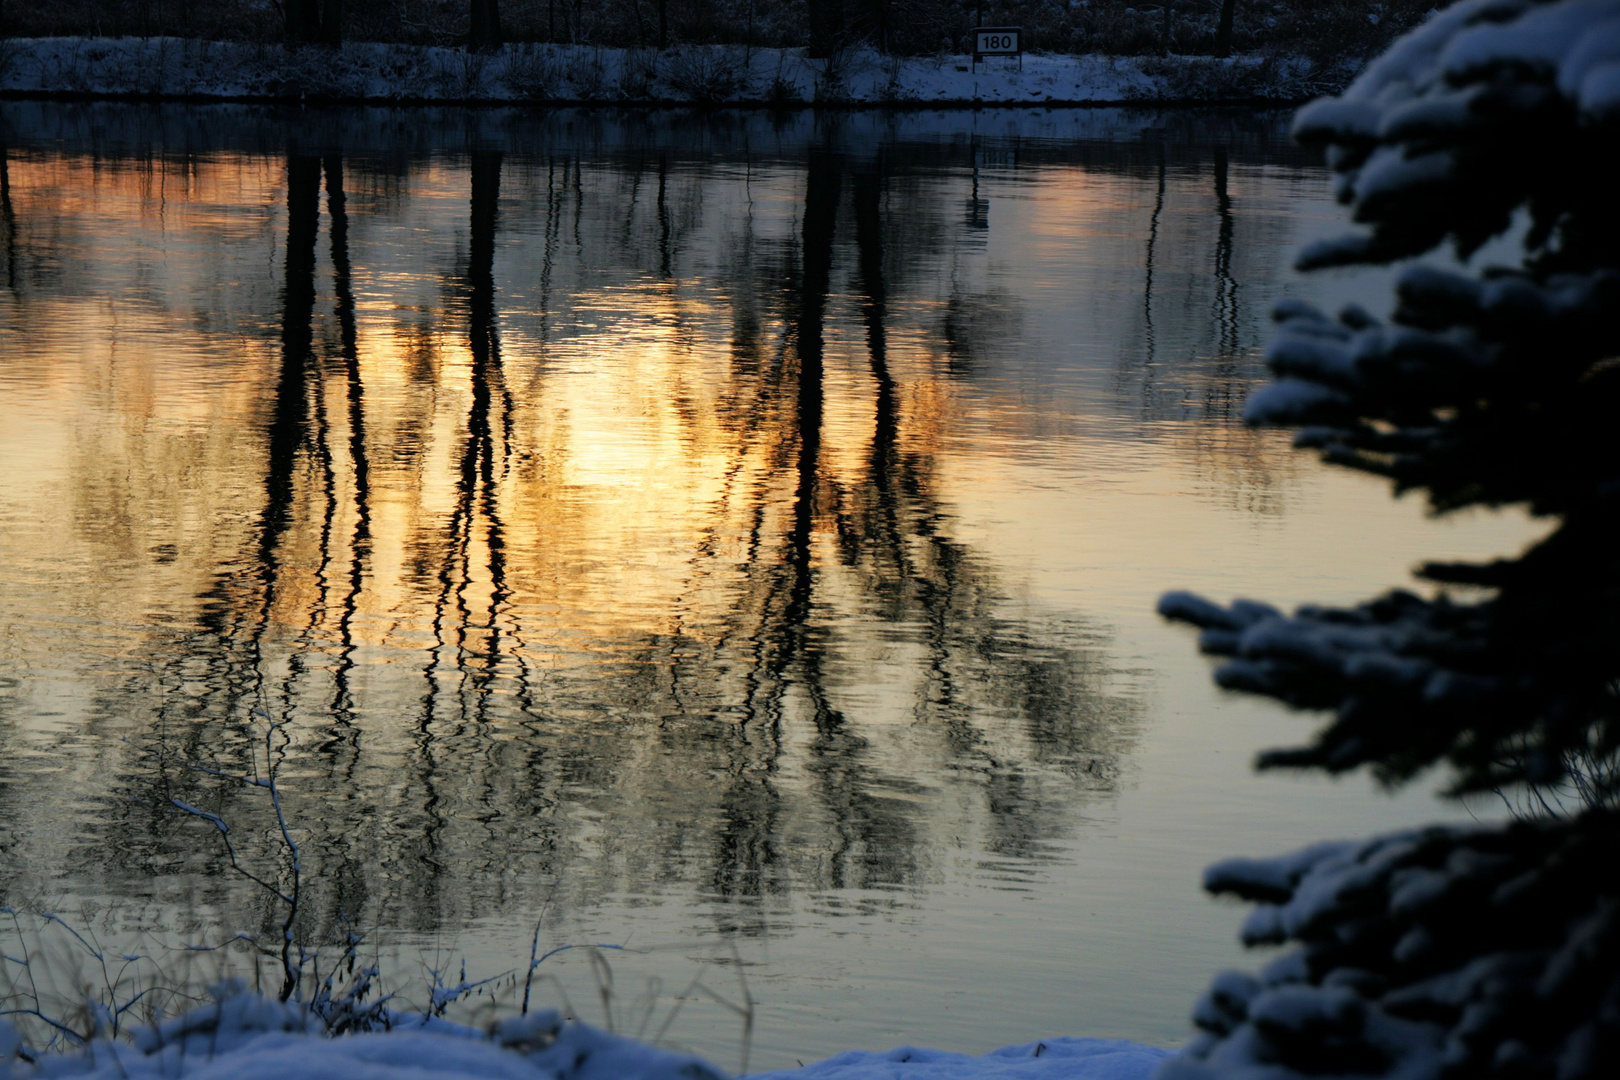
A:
975,28,1021,56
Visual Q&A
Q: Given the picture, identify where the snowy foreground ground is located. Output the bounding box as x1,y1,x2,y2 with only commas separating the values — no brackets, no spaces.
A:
0,38,1345,105
0,990,1172,1080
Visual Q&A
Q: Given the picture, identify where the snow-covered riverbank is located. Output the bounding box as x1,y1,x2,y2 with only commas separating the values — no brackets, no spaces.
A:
0,38,1347,105
0,989,1173,1080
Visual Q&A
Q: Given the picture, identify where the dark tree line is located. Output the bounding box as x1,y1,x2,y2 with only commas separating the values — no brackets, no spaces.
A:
283,0,498,49
1,2,1442,61
283,0,343,44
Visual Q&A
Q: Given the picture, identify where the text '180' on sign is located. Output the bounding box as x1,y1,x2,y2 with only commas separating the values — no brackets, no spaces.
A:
974,28,1021,55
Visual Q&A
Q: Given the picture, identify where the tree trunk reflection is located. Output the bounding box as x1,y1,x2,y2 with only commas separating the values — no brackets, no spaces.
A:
11,127,1156,938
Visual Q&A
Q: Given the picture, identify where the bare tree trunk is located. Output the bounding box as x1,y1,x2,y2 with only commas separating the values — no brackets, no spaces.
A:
321,153,372,730
853,0,888,52
790,146,839,673
284,0,321,45
469,0,502,51
265,152,322,568
630,0,648,47
806,0,845,58
319,0,343,46
1215,0,1237,58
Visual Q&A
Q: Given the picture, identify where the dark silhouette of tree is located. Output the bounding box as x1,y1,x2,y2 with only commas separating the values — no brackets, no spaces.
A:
437,147,510,718
807,0,898,56
321,0,344,45
0,138,15,295
469,0,502,51
1214,0,1236,58
322,153,371,744
1210,146,1239,363
806,0,844,58
264,153,322,570
284,0,341,46
1158,4,1620,1078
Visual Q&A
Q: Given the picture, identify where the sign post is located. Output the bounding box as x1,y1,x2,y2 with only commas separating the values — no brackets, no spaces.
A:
972,27,1022,73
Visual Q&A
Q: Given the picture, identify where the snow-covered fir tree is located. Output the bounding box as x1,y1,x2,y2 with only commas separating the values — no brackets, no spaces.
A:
1157,2,1620,1078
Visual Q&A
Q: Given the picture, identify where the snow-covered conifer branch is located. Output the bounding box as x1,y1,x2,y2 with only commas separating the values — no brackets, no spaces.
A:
1162,816,1620,1080
1158,5,1620,1079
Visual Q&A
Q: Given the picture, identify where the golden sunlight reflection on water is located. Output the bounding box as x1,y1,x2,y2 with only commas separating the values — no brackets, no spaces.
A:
0,106,1545,1068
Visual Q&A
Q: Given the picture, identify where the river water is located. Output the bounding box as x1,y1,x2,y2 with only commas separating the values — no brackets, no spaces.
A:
0,104,1537,1068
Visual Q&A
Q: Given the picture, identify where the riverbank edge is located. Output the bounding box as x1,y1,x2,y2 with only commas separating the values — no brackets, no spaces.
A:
0,89,1320,108
0,38,1354,108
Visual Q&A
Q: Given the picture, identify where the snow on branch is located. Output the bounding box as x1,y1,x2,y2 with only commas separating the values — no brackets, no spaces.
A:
1247,272,1620,517
1162,815,1620,1080
1160,0,1620,802
1158,527,1620,801
1291,0,1620,268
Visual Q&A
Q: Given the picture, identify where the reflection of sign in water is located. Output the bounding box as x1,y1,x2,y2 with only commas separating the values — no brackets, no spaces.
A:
972,27,1022,72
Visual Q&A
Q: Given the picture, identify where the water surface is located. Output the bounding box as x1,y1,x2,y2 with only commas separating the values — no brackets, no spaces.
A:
0,104,1537,1067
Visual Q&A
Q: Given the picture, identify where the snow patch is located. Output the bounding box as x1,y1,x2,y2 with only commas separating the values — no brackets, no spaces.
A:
750,1039,1172,1080
0,987,1169,1080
